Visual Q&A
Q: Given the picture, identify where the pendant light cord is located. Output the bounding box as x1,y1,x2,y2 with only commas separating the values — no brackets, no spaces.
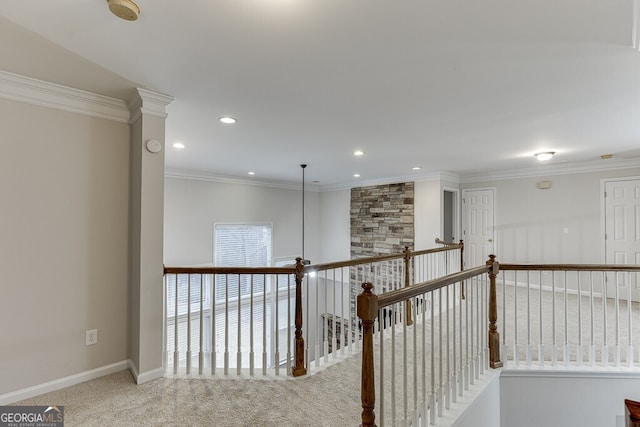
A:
301,164,307,263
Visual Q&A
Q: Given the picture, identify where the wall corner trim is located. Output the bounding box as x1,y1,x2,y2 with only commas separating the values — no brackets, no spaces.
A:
128,362,165,385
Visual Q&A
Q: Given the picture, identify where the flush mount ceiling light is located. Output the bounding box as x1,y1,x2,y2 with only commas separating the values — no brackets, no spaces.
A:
412,166,422,170
219,117,237,124
353,173,361,178
535,152,555,161
353,150,364,156
107,0,140,21
172,142,185,149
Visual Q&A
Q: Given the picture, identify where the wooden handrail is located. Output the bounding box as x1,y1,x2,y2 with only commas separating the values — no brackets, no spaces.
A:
376,264,489,308
303,253,404,273
304,244,464,273
164,242,465,276
434,237,461,247
164,265,296,275
500,263,640,272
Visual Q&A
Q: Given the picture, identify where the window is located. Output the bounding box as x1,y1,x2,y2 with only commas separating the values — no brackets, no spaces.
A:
214,223,272,300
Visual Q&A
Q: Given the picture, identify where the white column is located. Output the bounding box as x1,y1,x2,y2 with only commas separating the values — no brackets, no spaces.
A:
128,88,173,383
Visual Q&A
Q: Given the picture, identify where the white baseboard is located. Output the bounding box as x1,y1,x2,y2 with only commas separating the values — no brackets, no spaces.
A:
127,361,165,385
0,360,129,405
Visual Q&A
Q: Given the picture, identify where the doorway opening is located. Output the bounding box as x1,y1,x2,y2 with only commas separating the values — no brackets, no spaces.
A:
443,188,460,243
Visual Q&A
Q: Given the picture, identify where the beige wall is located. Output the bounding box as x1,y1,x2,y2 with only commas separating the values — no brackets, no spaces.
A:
462,168,640,263
164,177,321,265
0,98,130,394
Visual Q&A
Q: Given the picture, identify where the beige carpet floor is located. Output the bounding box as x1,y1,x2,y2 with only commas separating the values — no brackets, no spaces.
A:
16,358,363,427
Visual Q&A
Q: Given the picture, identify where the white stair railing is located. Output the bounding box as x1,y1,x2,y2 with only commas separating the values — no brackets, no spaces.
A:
163,268,296,377
498,264,640,368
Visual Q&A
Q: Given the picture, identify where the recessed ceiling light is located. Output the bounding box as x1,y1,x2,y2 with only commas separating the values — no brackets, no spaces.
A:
172,142,185,149
600,154,613,159
219,117,237,124
353,150,364,156
353,173,360,178
412,166,422,170
535,152,555,161
248,171,256,176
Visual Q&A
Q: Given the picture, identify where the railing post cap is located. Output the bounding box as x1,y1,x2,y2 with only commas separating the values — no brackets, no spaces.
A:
357,282,378,321
362,282,374,292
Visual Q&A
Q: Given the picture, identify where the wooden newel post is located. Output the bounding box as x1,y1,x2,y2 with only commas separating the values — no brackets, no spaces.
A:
486,254,503,368
292,257,307,377
403,246,413,326
358,282,379,427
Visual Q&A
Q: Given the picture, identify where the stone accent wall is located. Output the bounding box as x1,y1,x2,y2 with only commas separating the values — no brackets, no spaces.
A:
350,182,415,318
350,182,415,257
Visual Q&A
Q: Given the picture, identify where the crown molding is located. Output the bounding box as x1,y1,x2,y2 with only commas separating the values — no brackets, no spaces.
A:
165,168,321,192
166,168,463,193
128,87,174,123
460,158,640,183
320,170,459,191
0,69,129,122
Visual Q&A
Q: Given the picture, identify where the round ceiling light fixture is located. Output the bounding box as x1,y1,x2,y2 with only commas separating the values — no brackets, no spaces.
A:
107,0,140,21
219,117,237,124
535,151,555,161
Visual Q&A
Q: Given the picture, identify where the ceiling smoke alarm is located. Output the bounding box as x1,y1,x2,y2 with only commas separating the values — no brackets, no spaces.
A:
107,0,140,21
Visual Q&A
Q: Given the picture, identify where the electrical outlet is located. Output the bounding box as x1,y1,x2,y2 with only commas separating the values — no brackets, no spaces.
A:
86,329,98,346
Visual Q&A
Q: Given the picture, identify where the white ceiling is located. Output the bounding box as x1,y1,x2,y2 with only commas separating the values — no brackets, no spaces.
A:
1,0,639,188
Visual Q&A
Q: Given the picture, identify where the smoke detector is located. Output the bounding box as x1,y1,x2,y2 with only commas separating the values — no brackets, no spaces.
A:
107,0,140,21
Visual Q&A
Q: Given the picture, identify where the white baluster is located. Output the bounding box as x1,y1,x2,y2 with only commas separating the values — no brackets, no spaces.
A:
186,274,192,375
262,274,267,375
224,275,229,375
514,271,519,367
603,271,609,367
199,274,204,375
577,272,583,367
249,275,255,376
539,271,544,367
564,271,569,367
174,275,179,374
628,272,634,368
275,274,280,376
211,274,216,375
615,271,621,367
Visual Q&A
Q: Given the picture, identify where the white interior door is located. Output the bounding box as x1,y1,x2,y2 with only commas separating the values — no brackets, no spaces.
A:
604,178,640,299
462,188,495,269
